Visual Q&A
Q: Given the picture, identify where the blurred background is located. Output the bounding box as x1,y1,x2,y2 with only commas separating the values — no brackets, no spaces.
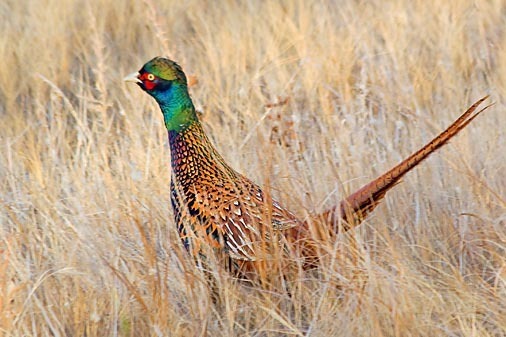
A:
1,1,504,335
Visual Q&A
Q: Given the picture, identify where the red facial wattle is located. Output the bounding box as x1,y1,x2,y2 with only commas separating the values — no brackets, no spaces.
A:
139,72,157,90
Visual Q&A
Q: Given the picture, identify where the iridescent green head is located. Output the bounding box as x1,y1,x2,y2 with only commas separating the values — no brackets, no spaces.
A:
143,57,187,87
125,57,196,132
125,57,188,91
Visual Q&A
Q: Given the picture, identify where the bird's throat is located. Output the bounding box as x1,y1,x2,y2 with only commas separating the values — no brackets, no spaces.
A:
157,83,197,132
163,106,197,132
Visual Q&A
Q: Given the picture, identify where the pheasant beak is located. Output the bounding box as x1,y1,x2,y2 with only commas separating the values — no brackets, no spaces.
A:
123,72,142,84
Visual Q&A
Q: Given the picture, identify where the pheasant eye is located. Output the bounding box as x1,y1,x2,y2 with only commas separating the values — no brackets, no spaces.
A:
147,73,155,81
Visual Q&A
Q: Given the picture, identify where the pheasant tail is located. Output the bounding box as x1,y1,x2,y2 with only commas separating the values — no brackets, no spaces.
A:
320,95,491,229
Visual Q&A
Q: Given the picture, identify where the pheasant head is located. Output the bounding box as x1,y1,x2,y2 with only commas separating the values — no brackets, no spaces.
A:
125,57,196,132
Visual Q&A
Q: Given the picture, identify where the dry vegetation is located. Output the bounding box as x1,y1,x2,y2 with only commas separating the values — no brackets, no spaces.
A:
1,0,505,336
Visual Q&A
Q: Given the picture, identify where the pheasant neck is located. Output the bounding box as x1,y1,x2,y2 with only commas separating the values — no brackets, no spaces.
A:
168,120,235,182
157,82,197,132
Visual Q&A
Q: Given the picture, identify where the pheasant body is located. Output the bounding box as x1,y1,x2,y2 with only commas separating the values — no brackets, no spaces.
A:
168,121,301,261
125,57,490,276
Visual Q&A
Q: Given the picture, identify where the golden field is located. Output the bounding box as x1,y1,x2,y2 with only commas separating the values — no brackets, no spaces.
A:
1,0,505,335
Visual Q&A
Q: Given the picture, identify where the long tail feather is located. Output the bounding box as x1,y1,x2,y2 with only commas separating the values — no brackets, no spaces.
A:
320,96,491,230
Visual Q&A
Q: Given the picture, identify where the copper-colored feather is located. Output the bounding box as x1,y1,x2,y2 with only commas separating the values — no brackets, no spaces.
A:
168,122,302,264
321,95,491,229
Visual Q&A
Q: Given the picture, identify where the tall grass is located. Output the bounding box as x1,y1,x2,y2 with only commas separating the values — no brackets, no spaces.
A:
1,0,505,335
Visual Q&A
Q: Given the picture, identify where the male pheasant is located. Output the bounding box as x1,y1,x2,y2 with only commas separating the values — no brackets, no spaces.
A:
125,57,490,276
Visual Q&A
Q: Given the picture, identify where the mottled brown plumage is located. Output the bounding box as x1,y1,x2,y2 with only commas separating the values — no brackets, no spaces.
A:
125,57,491,277
168,121,301,262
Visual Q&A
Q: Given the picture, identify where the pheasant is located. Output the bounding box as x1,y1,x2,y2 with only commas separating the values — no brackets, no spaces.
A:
125,57,490,277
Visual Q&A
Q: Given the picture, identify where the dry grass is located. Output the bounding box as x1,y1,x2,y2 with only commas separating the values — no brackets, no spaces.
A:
1,0,505,335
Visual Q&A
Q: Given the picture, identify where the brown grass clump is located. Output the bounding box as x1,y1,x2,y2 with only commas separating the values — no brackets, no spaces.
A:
0,0,505,336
